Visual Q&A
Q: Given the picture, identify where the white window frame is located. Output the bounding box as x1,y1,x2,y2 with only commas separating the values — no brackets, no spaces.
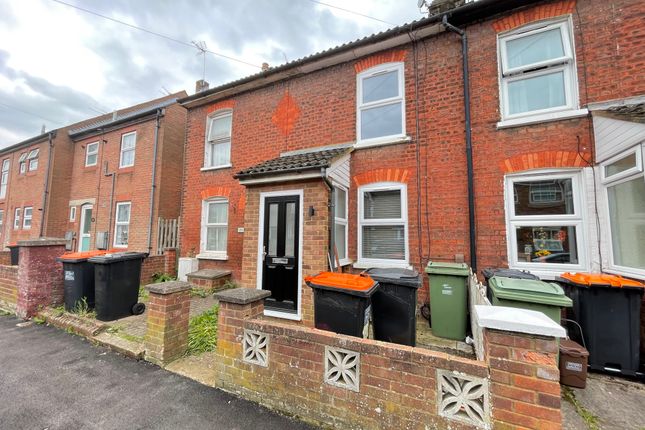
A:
27,148,39,171
334,186,349,266
600,143,645,279
119,132,136,168
18,153,27,174
113,202,131,248
504,170,588,274
356,182,409,269
69,206,77,222
199,198,229,259
85,142,99,167
13,208,21,230
356,62,406,148
0,209,4,227
497,17,584,126
203,110,232,170
23,206,32,230
0,159,9,198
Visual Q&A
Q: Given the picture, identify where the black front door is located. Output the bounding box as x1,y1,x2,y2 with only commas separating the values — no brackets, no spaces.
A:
262,195,300,314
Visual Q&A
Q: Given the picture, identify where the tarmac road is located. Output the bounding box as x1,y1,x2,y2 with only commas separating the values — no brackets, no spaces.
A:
0,314,315,430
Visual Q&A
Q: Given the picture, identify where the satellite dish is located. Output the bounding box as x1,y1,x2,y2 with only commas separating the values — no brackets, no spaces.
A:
418,0,427,8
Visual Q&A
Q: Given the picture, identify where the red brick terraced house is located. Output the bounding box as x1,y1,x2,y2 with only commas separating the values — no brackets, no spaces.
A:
0,92,186,257
177,0,644,329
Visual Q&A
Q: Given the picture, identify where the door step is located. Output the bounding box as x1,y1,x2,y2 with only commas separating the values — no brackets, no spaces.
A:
186,269,232,292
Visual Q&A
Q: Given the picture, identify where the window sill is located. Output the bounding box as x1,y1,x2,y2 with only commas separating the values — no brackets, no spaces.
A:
197,253,228,261
118,166,134,173
354,135,411,150
353,260,412,270
604,266,645,282
201,164,232,172
338,258,352,267
497,109,589,129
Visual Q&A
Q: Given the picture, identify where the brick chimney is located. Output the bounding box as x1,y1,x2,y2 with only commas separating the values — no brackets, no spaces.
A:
427,0,465,16
261,62,270,72
195,79,210,93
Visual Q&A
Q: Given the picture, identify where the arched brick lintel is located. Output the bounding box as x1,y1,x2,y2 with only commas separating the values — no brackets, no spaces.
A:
354,50,407,74
492,0,576,33
353,168,409,187
499,151,591,173
201,186,232,200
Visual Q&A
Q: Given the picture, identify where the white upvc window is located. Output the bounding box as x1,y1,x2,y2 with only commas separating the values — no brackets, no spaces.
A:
356,62,406,147
27,148,39,171
0,209,4,227
13,208,20,230
18,153,27,174
85,142,99,167
69,206,77,222
0,159,9,198
119,132,136,168
334,186,349,265
204,110,232,169
113,202,131,247
505,171,587,273
498,17,580,124
23,206,32,229
357,182,409,268
200,198,228,258
601,144,645,278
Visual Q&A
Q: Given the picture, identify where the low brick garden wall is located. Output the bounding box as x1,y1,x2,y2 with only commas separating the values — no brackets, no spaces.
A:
0,250,12,266
0,264,18,310
140,248,177,284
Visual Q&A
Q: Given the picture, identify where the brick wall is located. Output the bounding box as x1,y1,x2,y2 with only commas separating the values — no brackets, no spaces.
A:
0,264,18,308
0,251,11,266
140,248,178,285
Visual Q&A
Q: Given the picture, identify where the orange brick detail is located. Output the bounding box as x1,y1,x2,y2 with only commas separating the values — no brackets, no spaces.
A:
200,186,232,200
492,0,576,32
353,168,410,187
207,100,235,114
354,49,407,73
271,92,301,136
499,151,591,173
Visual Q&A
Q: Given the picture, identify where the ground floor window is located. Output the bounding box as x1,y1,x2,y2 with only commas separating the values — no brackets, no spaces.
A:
114,202,131,247
357,182,408,267
201,198,228,258
505,171,586,271
602,144,645,277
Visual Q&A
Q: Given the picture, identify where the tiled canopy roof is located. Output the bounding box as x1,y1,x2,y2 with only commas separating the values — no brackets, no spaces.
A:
235,146,350,179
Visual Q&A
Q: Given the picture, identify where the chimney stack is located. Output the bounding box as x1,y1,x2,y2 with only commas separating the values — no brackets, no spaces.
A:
427,0,465,16
195,79,210,93
112,111,118,121
40,124,46,134
261,62,270,72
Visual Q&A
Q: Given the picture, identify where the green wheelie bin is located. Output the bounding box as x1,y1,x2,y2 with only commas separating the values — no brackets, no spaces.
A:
425,261,470,340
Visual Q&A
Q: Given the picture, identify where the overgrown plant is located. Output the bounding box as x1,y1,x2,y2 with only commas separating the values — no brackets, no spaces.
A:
562,386,600,430
71,297,96,319
152,272,176,283
190,288,210,298
187,305,219,355
138,286,149,302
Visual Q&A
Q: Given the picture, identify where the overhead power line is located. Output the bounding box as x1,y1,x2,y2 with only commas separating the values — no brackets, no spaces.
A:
49,0,262,69
0,101,62,125
306,0,396,26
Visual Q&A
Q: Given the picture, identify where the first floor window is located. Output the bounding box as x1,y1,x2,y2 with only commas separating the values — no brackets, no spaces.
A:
358,183,408,266
114,202,131,247
27,148,39,171
0,209,4,227
119,132,136,168
13,208,20,230
85,142,99,166
0,159,9,198
505,171,585,270
18,153,27,174
23,207,32,229
205,110,232,168
602,145,645,276
201,198,228,255
334,186,348,264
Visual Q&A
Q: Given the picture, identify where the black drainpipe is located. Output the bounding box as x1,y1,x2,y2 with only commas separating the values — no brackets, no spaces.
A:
39,131,55,238
147,109,163,255
442,15,477,272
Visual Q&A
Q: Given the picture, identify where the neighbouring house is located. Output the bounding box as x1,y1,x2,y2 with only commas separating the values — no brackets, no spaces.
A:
177,0,643,328
0,92,186,258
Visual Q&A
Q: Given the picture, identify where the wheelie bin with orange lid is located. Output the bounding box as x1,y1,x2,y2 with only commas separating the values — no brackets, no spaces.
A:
305,272,378,338
558,272,644,376
57,250,110,311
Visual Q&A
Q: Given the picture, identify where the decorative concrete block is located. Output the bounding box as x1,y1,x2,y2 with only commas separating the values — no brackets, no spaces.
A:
243,329,269,367
437,369,489,428
324,346,360,392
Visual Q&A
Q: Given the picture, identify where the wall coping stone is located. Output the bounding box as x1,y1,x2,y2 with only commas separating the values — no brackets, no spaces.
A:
17,238,67,247
475,305,566,338
187,268,232,280
145,280,191,295
215,287,270,304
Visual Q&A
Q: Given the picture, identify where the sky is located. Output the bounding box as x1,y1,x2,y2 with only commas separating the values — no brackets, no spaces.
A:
0,0,426,148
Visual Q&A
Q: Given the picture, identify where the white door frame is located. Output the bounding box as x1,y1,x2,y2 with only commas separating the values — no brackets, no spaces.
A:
78,204,93,251
256,189,304,321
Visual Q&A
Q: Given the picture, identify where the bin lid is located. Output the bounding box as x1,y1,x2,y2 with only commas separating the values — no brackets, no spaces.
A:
424,261,469,276
560,339,589,358
305,272,378,297
7,242,18,248
58,249,109,263
559,272,645,289
488,277,573,307
88,251,148,264
482,267,539,281
364,268,421,288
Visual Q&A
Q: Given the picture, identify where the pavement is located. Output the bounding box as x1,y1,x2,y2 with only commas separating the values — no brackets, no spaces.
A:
0,314,315,430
